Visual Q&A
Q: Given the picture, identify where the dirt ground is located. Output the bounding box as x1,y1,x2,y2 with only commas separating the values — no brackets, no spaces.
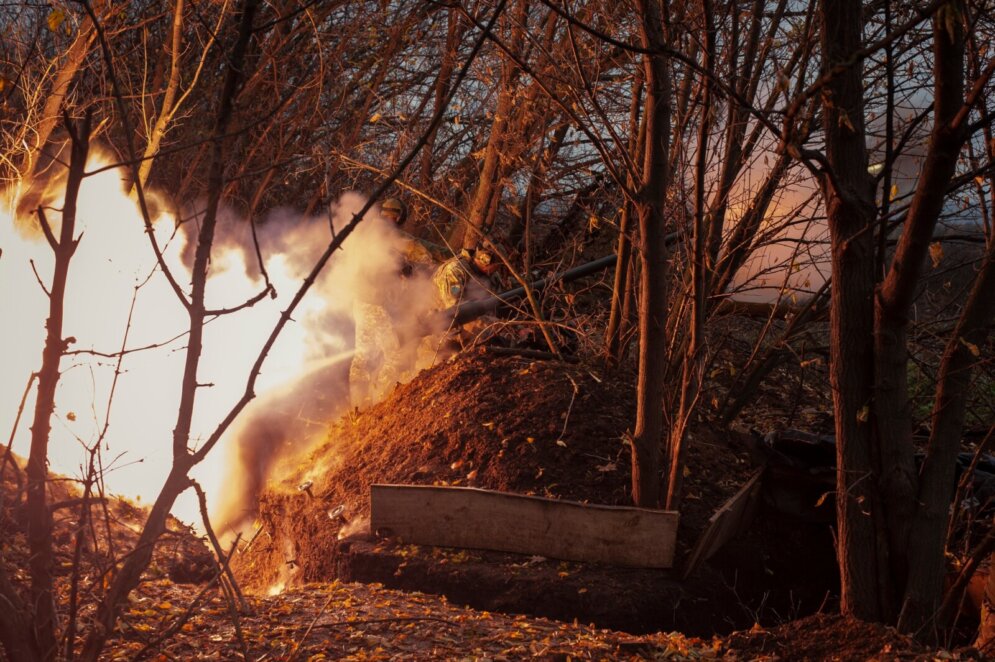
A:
231,346,850,637
2,345,985,659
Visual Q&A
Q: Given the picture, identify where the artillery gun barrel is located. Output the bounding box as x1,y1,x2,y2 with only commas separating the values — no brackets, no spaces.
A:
444,253,619,326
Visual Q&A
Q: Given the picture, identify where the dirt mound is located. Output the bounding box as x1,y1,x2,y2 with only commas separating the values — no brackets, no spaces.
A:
231,348,779,633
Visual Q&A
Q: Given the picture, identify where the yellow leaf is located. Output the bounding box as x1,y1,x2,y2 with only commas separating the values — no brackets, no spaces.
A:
66,411,76,421
857,405,870,424
526,437,535,444
815,492,831,508
47,9,65,33
959,337,981,357
682,465,691,478
929,242,944,268
556,439,567,447
838,110,855,133
890,184,899,202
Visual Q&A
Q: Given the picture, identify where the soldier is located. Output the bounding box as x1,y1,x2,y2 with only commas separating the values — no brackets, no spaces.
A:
433,247,499,309
380,196,445,276
350,197,445,407
416,247,501,365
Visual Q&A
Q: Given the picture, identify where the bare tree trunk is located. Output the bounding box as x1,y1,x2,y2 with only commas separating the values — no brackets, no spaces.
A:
630,0,672,509
80,2,261,658
607,71,643,365
421,7,462,187
135,0,185,188
899,41,991,625
702,0,765,276
900,232,995,632
818,0,886,622
510,122,567,250
15,8,98,217
876,7,966,620
666,0,713,510
449,0,527,250
25,113,91,662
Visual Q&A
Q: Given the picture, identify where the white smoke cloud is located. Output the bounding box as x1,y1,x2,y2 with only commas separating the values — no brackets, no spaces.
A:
2,162,447,533
200,192,447,535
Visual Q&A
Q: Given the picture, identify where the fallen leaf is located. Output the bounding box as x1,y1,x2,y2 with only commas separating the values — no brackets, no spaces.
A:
47,9,65,32
857,405,870,424
838,110,855,132
929,242,944,268
959,337,981,357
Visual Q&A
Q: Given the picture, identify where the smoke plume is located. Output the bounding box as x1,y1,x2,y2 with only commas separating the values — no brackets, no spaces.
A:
204,193,446,535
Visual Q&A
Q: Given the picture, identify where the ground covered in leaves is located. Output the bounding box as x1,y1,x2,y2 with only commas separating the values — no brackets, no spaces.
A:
2,344,984,659
232,347,848,635
235,348,772,628
101,579,721,661
95,579,971,661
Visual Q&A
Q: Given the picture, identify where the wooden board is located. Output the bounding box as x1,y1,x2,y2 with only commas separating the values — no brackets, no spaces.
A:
682,469,764,578
370,484,678,568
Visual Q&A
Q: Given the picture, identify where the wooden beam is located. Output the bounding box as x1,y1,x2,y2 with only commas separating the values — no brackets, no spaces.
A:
682,469,764,578
370,484,678,568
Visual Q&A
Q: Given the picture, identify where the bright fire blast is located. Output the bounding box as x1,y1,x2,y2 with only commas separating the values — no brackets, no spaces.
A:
1,150,440,530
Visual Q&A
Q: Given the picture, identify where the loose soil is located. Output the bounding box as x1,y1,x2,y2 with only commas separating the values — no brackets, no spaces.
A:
1,350,978,660
235,347,841,636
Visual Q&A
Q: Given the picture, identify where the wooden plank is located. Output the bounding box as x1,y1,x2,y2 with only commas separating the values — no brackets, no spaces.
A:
370,484,678,568
682,469,764,578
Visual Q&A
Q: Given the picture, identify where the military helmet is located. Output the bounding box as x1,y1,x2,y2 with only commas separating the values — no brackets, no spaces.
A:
381,197,407,225
473,248,493,267
472,247,500,275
